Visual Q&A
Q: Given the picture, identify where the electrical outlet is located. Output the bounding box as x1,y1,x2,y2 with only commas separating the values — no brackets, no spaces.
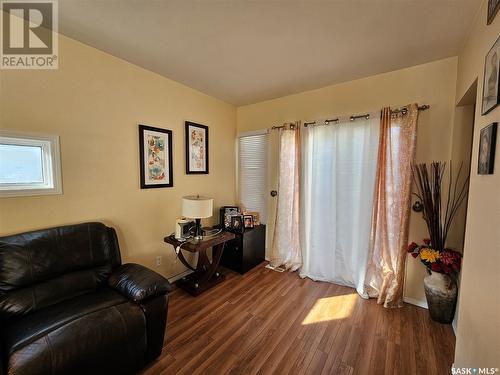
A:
156,255,162,266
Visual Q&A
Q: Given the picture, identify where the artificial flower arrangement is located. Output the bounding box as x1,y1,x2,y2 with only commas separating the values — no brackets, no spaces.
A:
407,162,469,323
407,239,462,274
408,162,468,275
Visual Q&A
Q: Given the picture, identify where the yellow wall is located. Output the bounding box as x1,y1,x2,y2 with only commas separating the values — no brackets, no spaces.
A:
0,35,237,279
447,104,475,253
2,12,498,366
237,57,460,304
454,0,500,367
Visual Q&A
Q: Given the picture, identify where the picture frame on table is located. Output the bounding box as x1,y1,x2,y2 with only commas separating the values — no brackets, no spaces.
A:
185,121,209,174
243,215,254,229
478,122,497,175
139,124,173,188
246,211,261,226
230,215,244,231
482,36,500,115
220,206,240,228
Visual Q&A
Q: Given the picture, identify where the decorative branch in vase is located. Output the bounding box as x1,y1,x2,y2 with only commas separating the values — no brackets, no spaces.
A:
407,161,469,324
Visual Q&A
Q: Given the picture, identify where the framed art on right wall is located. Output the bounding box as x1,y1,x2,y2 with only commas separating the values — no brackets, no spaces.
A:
482,36,500,115
478,122,497,175
488,0,500,25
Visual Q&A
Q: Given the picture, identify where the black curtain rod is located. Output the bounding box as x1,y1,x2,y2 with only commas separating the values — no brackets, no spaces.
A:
391,104,430,115
301,104,430,128
270,104,430,130
270,122,300,131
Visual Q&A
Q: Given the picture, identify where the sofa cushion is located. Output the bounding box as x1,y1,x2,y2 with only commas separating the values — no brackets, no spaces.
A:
0,222,122,318
6,299,147,375
0,222,121,291
3,288,127,355
0,266,113,320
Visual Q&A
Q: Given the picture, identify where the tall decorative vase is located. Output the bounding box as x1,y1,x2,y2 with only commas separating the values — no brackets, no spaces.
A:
423,271,458,324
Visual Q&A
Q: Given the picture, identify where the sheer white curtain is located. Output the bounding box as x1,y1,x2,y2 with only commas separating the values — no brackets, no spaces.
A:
300,115,380,296
269,124,302,271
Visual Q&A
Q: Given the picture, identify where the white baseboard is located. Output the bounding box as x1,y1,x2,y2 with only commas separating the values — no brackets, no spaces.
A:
168,269,193,283
403,296,428,309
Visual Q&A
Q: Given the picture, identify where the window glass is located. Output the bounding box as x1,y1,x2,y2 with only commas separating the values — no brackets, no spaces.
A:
0,144,44,184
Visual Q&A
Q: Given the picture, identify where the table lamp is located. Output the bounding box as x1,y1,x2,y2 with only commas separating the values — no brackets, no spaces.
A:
182,195,213,240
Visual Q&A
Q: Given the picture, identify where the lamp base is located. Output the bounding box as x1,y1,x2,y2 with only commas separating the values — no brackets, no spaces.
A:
194,218,203,240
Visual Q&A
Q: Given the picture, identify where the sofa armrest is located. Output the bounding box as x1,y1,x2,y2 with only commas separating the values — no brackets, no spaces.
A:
108,263,171,303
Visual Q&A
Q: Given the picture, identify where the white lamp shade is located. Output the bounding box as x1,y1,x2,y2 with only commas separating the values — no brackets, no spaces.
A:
182,196,213,219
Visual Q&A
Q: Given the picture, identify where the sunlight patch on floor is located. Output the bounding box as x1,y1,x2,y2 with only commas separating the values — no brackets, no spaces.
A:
302,293,358,325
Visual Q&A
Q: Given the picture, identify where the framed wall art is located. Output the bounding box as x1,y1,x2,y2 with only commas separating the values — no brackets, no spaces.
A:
478,122,497,175
139,124,173,188
482,36,500,115
488,0,500,25
185,121,209,174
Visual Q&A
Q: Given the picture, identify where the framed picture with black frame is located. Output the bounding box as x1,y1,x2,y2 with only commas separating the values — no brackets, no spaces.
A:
185,121,209,174
230,215,244,232
243,215,254,229
478,122,497,175
138,124,173,188
220,206,240,228
482,36,500,115
488,0,500,25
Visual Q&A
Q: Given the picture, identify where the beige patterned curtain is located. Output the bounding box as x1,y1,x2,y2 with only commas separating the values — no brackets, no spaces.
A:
364,104,419,308
269,122,302,271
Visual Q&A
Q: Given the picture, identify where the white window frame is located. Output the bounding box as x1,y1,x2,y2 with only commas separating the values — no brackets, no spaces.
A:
0,130,62,197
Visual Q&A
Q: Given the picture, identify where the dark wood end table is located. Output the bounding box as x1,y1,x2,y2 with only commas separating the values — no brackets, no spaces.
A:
164,231,235,296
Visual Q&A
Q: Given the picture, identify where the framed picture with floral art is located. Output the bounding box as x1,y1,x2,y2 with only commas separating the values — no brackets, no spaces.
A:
185,121,209,174
139,124,173,188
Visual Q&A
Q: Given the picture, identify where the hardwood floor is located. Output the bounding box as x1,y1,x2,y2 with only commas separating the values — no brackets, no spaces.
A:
141,263,455,375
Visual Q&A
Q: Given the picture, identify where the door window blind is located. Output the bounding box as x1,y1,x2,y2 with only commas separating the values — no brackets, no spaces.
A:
238,133,268,224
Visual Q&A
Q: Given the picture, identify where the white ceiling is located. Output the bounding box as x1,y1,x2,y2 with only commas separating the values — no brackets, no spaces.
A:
59,0,482,106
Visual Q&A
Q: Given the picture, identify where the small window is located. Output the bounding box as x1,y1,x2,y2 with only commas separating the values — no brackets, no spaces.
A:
0,131,62,197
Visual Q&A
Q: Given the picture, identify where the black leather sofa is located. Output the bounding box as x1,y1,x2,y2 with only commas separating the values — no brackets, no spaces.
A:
0,222,171,375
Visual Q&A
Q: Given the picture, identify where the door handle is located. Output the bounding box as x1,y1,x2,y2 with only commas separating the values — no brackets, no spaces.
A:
270,190,278,197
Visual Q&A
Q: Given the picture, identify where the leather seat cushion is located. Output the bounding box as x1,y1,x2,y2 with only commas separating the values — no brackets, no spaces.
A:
4,288,127,355
5,289,147,375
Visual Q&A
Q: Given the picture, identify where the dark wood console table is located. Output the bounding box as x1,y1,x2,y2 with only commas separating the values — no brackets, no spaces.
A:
164,231,235,296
